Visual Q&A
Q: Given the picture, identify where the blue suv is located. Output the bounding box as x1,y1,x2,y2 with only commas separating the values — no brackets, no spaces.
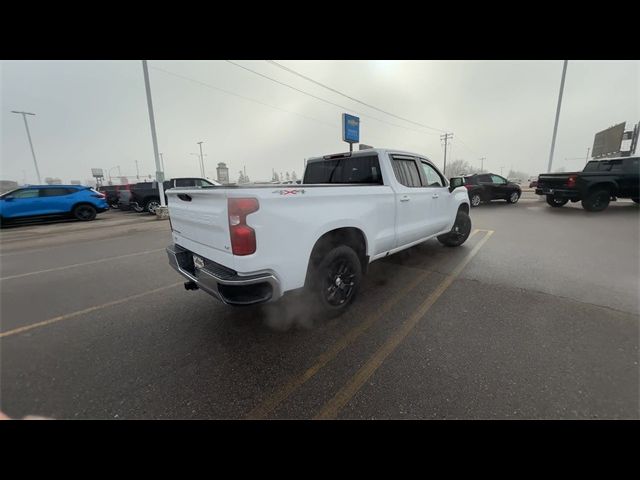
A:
0,185,109,226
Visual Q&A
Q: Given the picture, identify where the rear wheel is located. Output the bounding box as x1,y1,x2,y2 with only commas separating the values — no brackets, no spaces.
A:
437,210,472,247
470,193,482,207
73,204,97,221
546,195,568,207
308,245,362,318
581,189,610,212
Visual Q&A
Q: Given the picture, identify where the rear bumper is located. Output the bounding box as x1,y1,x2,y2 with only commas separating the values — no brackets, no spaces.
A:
166,244,281,306
535,188,580,200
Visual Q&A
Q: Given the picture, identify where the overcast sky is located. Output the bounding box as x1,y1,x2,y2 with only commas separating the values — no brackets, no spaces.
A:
1,60,638,184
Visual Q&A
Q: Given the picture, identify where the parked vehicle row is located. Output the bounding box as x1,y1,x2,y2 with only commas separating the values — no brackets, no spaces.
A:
0,185,109,226
449,173,522,207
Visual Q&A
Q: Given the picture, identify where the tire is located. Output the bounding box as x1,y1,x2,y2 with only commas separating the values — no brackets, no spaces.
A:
144,198,161,214
632,198,639,204
581,189,610,212
507,191,520,204
546,195,568,207
73,204,97,221
307,245,362,318
470,193,482,208
438,210,472,247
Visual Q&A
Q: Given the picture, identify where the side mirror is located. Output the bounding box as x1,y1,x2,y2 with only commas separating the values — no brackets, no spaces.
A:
449,177,464,192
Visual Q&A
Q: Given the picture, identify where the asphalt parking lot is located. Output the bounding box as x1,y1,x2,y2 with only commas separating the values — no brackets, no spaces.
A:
1,193,638,419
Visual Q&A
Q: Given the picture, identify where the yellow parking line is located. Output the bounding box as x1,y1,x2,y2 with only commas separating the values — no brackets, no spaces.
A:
0,249,165,281
246,229,482,419
0,282,182,339
314,230,494,420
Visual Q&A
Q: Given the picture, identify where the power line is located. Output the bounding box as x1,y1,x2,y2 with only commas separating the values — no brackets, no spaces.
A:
150,65,337,130
266,60,446,134
224,60,439,137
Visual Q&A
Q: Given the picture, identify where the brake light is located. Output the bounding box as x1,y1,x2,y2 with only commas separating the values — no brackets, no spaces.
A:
566,175,577,188
228,198,259,255
464,185,473,190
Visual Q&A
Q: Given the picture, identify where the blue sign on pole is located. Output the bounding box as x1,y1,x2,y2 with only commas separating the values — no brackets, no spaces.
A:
342,113,360,144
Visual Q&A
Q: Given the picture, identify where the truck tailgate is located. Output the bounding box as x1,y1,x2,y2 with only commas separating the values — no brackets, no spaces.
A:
167,188,233,263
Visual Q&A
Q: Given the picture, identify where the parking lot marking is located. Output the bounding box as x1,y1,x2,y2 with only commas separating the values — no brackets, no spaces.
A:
314,229,494,420
245,229,483,420
0,282,183,339
0,248,165,281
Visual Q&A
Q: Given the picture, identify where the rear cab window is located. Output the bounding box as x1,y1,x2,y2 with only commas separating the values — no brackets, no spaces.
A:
303,154,383,184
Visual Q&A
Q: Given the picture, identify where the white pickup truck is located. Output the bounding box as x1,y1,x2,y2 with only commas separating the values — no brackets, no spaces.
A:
166,148,471,316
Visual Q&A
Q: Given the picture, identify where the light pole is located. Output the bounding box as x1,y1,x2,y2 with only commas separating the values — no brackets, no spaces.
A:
141,60,167,216
191,152,207,176
159,153,166,175
11,110,41,184
547,60,568,173
197,141,205,177
479,157,485,172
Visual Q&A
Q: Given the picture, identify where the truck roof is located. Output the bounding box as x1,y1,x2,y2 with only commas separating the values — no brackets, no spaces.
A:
307,148,434,163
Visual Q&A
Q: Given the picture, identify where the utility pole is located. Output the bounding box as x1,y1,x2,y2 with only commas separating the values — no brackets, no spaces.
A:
11,110,41,184
197,141,205,177
500,166,504,176
135,160,140,180
440,133,453,175
479,157,485,172
585,147,590,161
547,60,568,173
141,60,168,216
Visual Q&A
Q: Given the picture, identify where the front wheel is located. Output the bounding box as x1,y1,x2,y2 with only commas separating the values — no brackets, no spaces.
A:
308,245,362,318
470,193,482,207
438,210,472,247
73,204,97,221
546,195,568,207
507,191,520,204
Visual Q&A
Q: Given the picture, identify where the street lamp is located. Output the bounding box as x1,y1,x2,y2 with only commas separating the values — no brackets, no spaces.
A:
11,110,41,184
191,152,207,176
197,141,205,177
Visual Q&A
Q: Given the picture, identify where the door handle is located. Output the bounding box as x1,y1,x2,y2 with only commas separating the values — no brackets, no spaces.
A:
400,195,410,202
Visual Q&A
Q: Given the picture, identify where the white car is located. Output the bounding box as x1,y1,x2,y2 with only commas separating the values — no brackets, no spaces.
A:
166,148,471,316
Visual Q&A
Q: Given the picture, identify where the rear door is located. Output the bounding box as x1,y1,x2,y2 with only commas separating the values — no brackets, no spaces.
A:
39,187,75,214
477,174,494,199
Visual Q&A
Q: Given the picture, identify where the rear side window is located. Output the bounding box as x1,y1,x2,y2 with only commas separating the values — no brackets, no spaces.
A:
175,179,196,187
478,174,492,183
609,160,624,172
391,158,422,187
40,188,74,197
303,154,382,184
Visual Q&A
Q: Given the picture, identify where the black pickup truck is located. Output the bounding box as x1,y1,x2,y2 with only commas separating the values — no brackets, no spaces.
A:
536,156,639,211
118,177,220,214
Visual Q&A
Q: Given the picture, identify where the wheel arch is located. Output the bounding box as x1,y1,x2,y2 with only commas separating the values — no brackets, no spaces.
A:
304,227,369,287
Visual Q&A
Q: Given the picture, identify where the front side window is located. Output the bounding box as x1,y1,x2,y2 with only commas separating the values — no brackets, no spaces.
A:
391,158,422,187
491,175,507,184
420,161,445,187
11,188,40,199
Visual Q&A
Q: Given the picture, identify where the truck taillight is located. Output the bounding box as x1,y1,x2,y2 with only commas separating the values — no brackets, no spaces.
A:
464,185,473,190
566,175,577,188
228,198,259,256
